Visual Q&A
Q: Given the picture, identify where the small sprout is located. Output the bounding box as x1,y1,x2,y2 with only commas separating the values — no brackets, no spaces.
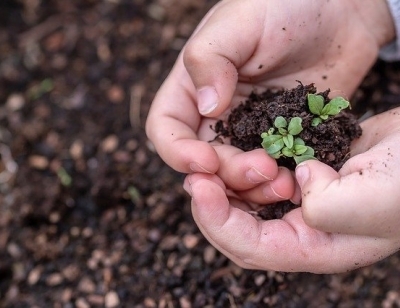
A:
57,167,72,187
261,116,315,164
28,78,54,100
127,185,141,204
308,94,350,126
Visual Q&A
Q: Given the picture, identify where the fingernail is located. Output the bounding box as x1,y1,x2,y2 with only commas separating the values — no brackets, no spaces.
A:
189,162,212,173
183,177,192,196
296,163,310,188
263,185,285,200
246,167,272,183
197,86,218,115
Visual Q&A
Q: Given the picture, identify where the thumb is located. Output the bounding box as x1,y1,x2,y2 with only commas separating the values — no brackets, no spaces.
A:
295,159,390,236
295,160,339,231
182,2,264,117
183,42,238,117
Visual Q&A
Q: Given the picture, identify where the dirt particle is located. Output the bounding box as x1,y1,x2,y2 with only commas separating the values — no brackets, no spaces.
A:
105,291,120,308
214,82,361,171
107,85,125,104
46,273,63,286
101,135,119,153
28,155,49,170
183,234,200,249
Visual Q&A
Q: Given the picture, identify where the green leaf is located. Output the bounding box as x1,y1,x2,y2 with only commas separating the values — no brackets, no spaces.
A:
307,94,324,116
57,167,72,187
288,117,303,135
261,134,282,146
303,146,315,156
311,118,322,126
127,185,142,203
274,116,287,128
293,144,308,155
270,151,282,159
293,138,305,146
282,147,294,157
266,141,284,155
278,127,288,135
329,96,350,110
283,134,294,148
321,97,350,116
294,155,317,165
261,135,284,154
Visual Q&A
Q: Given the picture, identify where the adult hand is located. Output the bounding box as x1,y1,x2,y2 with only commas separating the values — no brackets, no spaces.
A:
146,0,394,204
184,108,400,273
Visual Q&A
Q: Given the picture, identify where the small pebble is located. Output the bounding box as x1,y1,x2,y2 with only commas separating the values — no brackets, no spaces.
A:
46,273,63,286
78,277,96,293
183,234,199,249
107,85,125,104
70,139,84,159
203,245,216,264
28,267,42,285
28,155,49,170
75,297,90,308
87,294,104,306
105,291,120,308
7,242,22,258
101,135,119,153
6,93,25,111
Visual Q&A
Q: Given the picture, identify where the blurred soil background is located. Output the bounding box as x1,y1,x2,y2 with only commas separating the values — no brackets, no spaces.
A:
1,0,400,307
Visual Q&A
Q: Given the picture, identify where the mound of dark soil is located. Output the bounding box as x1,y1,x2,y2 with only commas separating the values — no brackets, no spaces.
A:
215,82,362,171
214,82,362,219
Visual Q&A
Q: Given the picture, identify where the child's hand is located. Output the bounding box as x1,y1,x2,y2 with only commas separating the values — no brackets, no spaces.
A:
146,0,398,272
146,0,393,198
184,108,400,273
297,107,400,243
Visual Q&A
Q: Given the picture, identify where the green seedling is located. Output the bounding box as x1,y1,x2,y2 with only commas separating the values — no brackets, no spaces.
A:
308,93,350,126
261,116,315,164
57,167,72,187
28,78,54,100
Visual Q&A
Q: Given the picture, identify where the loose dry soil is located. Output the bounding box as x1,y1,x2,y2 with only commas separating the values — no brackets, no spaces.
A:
2,0,400,307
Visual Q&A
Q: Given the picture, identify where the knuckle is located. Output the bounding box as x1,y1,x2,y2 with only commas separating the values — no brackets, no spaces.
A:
183,40,206,68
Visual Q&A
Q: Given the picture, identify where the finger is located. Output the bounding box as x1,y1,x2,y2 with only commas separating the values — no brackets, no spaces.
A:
183,173,226,197
190,177,399,273
296,108,400,236
237,167,296,204
351,107,400,156
290,170,302,205
146,61,220,174
296,155,400,237
212,147,279,190
184,173,261,213
183,1,266,117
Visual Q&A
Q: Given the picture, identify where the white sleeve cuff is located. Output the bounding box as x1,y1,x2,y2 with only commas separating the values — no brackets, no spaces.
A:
380,0,400,61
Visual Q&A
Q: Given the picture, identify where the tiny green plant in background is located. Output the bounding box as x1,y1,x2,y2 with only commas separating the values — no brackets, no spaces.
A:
308,94,350,126
28,78,54,100
261,116,315,164
57,167,72,187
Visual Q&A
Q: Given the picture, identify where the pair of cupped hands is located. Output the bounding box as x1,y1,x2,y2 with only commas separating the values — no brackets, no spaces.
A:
146,0,400,273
